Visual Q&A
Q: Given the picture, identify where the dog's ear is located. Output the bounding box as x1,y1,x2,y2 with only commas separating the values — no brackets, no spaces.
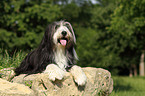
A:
67,47,78,65
64,22,76,43
38,23,56,50
44,23,56,42
73,48,78,61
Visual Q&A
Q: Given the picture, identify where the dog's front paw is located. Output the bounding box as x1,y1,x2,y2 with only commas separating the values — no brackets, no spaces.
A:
43,64,66,81
74,72,87,86
70,65,87,86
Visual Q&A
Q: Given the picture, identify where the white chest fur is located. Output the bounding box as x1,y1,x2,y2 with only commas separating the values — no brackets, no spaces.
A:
54,46,68,71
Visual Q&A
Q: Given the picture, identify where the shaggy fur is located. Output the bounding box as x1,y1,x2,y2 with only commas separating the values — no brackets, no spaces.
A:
15,21,87,86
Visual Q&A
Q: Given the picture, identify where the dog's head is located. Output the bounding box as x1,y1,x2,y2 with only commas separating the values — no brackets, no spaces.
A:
53,21,76,48
43,21,76,49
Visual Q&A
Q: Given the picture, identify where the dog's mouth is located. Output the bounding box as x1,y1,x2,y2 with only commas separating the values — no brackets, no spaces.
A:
58,38,68,46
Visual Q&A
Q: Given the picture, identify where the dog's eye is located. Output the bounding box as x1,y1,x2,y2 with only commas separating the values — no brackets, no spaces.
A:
65,24,71,31
55,25,60,30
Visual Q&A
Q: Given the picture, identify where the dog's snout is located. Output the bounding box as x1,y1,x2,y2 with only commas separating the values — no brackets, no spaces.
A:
61,31,67,36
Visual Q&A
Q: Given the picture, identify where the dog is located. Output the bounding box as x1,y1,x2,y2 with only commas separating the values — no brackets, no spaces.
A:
15,21,87,86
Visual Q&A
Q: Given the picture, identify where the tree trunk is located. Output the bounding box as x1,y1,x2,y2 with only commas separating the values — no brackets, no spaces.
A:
139,51,144,76
133,64,137,76
129,67,133,77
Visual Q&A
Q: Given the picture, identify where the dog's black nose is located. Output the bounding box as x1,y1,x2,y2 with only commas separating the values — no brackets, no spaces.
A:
61,31,67,36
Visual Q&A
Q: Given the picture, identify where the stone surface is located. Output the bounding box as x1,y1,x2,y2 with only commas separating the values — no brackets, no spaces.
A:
0,78,34,96
12,67,113,96
0,67,15,81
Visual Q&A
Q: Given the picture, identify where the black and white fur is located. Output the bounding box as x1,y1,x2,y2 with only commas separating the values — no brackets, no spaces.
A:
15,21,87,86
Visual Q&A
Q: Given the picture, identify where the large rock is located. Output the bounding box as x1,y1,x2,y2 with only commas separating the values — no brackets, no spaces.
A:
12,67,113,96
0,78,34,96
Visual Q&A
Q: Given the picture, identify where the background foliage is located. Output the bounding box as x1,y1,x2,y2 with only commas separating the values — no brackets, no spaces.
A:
0,0,145,76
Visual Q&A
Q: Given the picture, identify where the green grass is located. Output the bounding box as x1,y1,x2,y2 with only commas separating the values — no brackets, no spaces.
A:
110,76,145,96
0,50,26,70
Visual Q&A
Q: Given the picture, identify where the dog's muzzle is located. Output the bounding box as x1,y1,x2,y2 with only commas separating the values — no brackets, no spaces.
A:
57,31,69,46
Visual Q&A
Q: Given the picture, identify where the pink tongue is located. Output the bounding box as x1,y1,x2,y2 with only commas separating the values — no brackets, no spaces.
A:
60,40,67,46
